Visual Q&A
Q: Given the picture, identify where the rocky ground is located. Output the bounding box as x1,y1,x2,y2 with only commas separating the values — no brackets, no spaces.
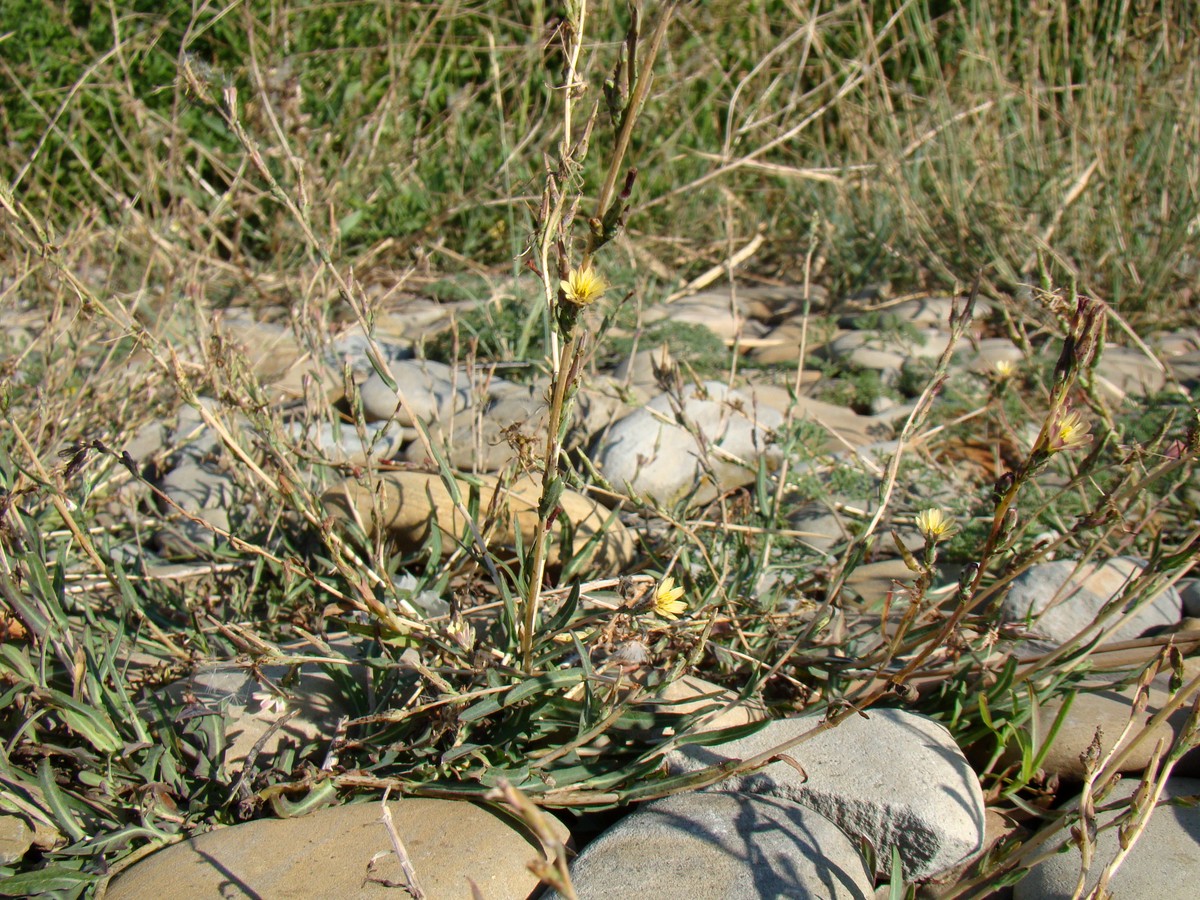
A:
5,282,1200,899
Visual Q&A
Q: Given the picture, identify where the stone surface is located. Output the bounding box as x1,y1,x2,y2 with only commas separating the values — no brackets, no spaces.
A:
1178,578,1200,617
644,674,768,735
751,320,828,364
612,345,673,389
1090,345,1168,400
158,660,350,777
667,709,986,880
322,470,635,572
550,791,873,900
1000,557,1182,646
106,798,568,900
1149,329,1200,357
155,454,238,553
847,296,989,329
0,814,32,865
404,381,548,473
641,290,771,341
961,338,1026,375
1013,777,1200,900
824,327,952,373
214,313,303,384
786,395,893,451
843,558,926,604
359,358,470,424
592,381,782,507
1007,664,1200,781
287,420,404,464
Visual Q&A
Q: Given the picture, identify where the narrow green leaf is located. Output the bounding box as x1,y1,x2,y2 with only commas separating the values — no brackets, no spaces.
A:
37,760,84,842
0,865,94,896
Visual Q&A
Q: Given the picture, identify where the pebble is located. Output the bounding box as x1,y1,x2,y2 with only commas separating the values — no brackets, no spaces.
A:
823,327,952,374
402,381,548,473
106,797,569,900
961,338,1026,375
1090,346,1167,400
158,659,351,778
1013,776,1200,899
1000,557,1182,646
785,395,894,451
0,814,32,865
1004,663,1200,782
1180,578,1200,617
592,381,782,507
667,708,986,880
642,674,768,736
550,791,873,900
750,320,827,365
286,420,404,464
641,290,771,341
1148,329,1200,357
359,358,470,425
321,470,635,572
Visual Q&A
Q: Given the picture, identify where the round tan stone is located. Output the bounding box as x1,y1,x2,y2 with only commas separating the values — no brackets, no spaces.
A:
1015,662,1200,781
106,798,569,900
322,471,635,571
649,674,767,734
0,814,32,865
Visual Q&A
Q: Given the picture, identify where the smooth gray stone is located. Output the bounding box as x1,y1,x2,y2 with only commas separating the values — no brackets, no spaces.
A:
824,328,952,373
154,640,360,777
1090,346,1167,399
170,401,228,460
549,791,873,900
122,419,173,465
161,461,236,516
106,798,565,900
326,330,409,378
359,358,470,424
286,420,404,464
641,290,771,340
403,382,549,472
667,709,986,881
838,297,990,329
1180,578,1200,617
1000,557,1181,645
1009,669,1200,782
1013,777,1200,900
593,381,782,507
159,459,236,549
1149,329,1200,357
782,395,893,451
961,338,1025,374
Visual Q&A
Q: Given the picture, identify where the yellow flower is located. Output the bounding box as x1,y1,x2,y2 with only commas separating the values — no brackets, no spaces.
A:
653,576,687,620
560,264,606,306
994,359,1016,379
1047,407,1092,453
916,508,956,543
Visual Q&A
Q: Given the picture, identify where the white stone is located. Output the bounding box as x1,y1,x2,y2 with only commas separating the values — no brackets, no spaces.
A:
1000,557,1181,645
667,708,986,880
593,381,782,507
